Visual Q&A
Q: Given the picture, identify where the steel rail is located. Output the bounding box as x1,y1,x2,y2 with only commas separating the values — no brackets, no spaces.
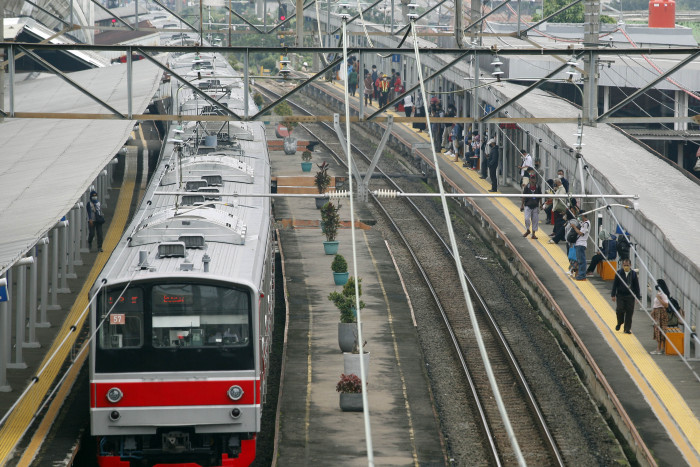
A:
257,84,564,466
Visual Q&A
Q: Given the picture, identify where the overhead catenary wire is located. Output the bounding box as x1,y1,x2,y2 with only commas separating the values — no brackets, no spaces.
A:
409,17,527,467
341,14,375,466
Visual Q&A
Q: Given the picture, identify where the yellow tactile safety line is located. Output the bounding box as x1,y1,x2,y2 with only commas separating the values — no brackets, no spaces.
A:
438,152,700,464
0,176,136,464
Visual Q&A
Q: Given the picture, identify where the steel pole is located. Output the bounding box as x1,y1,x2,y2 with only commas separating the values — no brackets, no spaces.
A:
24,249,40,349
49,227,61,309
0,275,11,391
244,50,249,119
66,209,77,279
38,237,51,327
58,221,70,294
9,260,31,369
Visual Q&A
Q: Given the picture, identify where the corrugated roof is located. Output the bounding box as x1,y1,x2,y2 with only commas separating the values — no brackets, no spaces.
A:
0,59,164,275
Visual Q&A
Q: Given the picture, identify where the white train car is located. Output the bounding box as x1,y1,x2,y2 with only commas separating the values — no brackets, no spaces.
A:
89,52,273,467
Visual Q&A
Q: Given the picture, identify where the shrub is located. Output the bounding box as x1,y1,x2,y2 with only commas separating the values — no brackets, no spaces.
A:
301,150,312,162
253,92,264,108
321,201,341,241
331,254,348,273
336,373,363,393
329,276,365,323
314,161,331,195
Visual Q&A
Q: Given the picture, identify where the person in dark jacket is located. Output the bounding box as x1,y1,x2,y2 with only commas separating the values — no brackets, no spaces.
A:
486,139,499,192
611,258,641,334
616,234,631,261
87,190,105,252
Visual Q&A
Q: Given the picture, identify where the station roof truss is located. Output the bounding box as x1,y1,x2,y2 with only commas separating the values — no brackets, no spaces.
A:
1,42,698,126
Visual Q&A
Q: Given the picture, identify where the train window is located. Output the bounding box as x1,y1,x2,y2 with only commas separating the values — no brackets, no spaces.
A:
98,288,144,349
151,284,251,349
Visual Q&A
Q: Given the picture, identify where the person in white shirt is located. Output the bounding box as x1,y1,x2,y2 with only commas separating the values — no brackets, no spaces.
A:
572,213,590,281
403,94,413,117
518,148,534,187
651,279,670,354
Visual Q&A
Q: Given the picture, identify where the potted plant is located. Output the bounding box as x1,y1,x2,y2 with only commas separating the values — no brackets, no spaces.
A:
336,373,364,412
330,254,349,285
330,277,366,352
301,150,313,172
274,101,298,154
321,201,341,254
314,161,331,209
343,338,369,382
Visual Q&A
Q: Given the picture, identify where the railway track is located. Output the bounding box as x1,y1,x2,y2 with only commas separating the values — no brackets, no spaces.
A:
257,82,565,466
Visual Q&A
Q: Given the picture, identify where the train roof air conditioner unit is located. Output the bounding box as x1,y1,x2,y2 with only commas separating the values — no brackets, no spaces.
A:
158,242,187,258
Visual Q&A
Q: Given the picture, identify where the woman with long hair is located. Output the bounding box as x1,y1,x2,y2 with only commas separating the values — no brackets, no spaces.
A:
651,279,670,355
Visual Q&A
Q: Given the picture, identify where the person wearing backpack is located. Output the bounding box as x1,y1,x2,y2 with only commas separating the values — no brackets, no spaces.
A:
611,258,641,334
87,190,105,252
520,174,542,239
572,213,590,281
650,279,670,354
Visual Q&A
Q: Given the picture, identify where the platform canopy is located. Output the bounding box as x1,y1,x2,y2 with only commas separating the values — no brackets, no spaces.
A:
0,58,164,276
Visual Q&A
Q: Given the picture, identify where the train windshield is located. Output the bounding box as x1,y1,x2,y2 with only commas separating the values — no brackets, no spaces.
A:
151,284,250,348
96,283,254,373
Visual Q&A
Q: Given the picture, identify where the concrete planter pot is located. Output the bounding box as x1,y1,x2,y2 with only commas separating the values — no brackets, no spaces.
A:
338,322,361,353
323,241,339,255
343,352,370,381
333,271,349,286
339,393,363,412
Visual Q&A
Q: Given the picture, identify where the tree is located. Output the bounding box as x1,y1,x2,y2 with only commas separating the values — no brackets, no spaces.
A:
532,0,615,23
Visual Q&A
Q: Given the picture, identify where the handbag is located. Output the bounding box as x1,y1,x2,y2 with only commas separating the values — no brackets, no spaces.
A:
95,213,106,224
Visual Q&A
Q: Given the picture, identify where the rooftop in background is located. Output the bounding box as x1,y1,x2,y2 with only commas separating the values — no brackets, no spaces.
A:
3,17,109,71
95,20,158,45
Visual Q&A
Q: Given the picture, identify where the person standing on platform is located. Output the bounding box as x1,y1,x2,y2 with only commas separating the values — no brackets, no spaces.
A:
518,148,534,187
87,190,105,252
650,279,670,354
486,139,499,192
548,179,567,243
557,169,569,192
371,65,378,101
378,74,390,107
611,258,641,334
572,212,590,281
403,93,413,117
520,174,542,239
413,95,426,132
364,71,373,105
347,66,358,97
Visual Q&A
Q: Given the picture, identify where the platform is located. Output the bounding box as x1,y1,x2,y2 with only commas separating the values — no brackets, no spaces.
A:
310,79,700,466
270,129,445,465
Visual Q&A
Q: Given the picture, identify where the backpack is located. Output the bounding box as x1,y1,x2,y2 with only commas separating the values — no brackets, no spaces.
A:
566,223,579,244
606,237,617,259
667,297,681,327
617,235,630,259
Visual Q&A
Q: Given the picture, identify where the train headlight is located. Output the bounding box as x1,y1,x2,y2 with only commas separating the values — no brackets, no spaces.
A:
227,385,244,401
106,387,123,403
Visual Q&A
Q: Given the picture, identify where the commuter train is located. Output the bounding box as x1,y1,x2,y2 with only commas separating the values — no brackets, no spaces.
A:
89,52,273,467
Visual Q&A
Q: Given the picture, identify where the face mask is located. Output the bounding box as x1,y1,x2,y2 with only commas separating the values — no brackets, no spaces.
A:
557,174,563,179
623,266,631,273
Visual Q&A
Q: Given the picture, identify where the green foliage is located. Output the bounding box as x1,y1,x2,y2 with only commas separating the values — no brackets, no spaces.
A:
532,0,584,22
274,100,293,117
336,373,363,393
331,254,348,273
314,161,332,195
321,200,341,241
253,92,264,108
328,277,365,323
301,150,313,162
